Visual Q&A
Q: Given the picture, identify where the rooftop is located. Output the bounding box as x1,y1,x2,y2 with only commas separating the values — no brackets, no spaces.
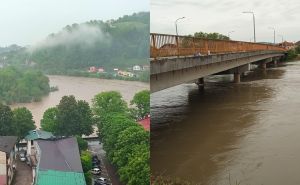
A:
36,170,86,185
35,137,86,185
0,136,17,153
36,137,83,172
138,116,150,131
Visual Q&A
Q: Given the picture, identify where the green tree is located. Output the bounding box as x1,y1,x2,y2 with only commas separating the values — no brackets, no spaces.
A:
76,135,88,152
100,113,137,160
40,107,58,133
119,144,150,185
194,31,229,40
92,91,128,118
77,100,93,136
0,103,14,135
112,126,149,168
12,107,36,139
0,67,50,104
80,150,92,172
130,90,150,119
56,95,93,136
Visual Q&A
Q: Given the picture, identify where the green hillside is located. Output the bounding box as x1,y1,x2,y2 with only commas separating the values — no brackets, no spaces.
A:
1,12,149,74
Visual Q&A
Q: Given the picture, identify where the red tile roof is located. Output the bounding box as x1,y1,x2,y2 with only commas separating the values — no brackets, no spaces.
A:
138,116,150,131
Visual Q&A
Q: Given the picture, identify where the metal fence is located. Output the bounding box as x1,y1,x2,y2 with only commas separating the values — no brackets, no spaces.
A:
150,33,286,58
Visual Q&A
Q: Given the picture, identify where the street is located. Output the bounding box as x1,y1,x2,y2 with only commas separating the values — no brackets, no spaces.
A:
88,140,123,185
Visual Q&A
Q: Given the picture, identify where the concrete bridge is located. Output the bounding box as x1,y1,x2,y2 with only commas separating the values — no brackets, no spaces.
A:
150,33,286,93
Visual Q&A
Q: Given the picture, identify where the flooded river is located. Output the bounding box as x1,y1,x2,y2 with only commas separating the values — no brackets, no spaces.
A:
11,75,148,128
151,61,300,185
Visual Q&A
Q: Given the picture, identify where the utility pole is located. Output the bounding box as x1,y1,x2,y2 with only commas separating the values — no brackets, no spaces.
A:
175,17,185,36
243,11,256,42
269,27,276,44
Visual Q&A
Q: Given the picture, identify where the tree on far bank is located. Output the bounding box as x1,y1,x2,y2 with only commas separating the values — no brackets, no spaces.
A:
0,103,15,135
192,32,230,40
12,107,36,139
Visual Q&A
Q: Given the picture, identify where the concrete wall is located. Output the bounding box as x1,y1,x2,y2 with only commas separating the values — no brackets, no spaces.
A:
151,51,285,92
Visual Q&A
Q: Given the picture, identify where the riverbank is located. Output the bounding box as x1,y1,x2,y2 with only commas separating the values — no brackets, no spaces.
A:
44,69,150,82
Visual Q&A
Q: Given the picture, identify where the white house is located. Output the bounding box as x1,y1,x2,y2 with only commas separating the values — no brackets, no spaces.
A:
132,65,141,71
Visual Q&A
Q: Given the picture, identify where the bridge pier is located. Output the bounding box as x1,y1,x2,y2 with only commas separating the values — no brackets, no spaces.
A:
234,72,240,83
273,60,278,67
196,78,204,90
260,61,267,69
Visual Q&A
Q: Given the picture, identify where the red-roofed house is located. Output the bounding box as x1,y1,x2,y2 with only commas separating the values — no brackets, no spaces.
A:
138,116,150,131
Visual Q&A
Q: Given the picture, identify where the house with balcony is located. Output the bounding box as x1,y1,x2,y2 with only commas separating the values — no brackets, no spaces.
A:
0,136,17,185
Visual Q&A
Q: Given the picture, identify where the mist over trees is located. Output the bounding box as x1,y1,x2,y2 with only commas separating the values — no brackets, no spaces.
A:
1,12,149,73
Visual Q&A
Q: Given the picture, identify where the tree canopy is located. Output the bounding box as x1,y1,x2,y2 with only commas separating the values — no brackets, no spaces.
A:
130,90,150,119
12,107,36,139
41,95,93,136
0,67,50,104
0,104,14,135
192,32,230,40
0,104,35,139
93,91,149,185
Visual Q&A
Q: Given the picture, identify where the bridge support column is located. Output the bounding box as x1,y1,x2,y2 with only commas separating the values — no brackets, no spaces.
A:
260,61,267,69
234,72,240,83
196,78,204,90
273,60,278,67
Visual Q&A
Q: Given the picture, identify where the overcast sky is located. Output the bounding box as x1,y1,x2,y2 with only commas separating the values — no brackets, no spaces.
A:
151,0,300,43
0,0,149,46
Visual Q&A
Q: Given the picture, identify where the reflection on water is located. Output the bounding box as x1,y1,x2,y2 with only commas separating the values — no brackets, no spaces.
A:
151,62,300,184
10,75,148,128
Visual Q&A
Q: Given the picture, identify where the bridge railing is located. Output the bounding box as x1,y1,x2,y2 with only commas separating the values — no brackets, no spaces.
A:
150,33,286,59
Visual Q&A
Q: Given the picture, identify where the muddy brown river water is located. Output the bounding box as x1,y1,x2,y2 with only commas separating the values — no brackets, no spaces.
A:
151,61,300,185
10,75,149,128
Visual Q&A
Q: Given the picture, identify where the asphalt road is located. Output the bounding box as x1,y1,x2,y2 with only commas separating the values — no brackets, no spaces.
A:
88,140,123,185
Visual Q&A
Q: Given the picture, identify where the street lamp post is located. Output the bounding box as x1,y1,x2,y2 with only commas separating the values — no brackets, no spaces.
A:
243,11,256,42
228,30,235,38
175,17,185,36
269,27,276,44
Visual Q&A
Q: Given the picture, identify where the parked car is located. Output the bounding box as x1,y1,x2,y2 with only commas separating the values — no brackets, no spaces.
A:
94,177,110,185
92,163,100,169
19,152,26,162
92,154,99,160
91,167,101,175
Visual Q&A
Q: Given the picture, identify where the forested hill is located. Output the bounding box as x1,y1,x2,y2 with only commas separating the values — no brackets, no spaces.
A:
1,12,149,73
